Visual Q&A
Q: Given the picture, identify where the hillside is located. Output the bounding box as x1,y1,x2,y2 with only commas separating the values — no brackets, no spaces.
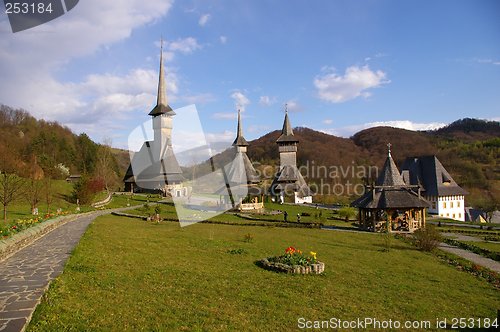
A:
2,103,497,206
243,119,499,205
0,104,121,187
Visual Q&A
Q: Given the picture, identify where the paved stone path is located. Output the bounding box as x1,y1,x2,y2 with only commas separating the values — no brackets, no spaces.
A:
441,232,483,242
438,242,500,273
0,209,130,332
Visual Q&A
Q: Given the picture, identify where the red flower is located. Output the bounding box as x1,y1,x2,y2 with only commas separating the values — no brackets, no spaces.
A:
285,246,296,254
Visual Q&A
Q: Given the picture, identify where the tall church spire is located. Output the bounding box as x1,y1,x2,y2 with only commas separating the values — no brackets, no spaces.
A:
276,106,298,143
149,38,175,117
157,39,167,107
233,109,249,147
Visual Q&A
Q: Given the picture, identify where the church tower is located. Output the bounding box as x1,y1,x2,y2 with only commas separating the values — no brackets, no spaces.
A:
149,41,175,160
276,109,299,169
123,40,184,195
270,108,312,204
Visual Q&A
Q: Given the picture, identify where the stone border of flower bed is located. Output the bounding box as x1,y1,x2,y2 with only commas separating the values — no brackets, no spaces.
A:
0,213,85,262
257,258,325,274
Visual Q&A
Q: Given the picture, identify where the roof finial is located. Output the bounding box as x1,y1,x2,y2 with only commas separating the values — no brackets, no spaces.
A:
387,142,392,158
284,103,288,114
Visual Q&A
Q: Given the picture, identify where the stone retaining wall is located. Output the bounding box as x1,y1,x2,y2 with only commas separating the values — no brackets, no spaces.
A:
0,213,87,262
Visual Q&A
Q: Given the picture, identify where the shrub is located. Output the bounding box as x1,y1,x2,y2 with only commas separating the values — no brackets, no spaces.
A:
243,233,254,243
338,207,357,222
413,226,442,251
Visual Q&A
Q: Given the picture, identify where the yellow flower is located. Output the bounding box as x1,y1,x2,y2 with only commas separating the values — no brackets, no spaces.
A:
310,251,317,260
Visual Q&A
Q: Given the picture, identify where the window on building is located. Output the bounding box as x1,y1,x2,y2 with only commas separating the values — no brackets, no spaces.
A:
432,202,436,210
453,214,456,219
443,202,447,209
451,202,454,208
457,201,460,208
446,213,449,217
459,213,462,218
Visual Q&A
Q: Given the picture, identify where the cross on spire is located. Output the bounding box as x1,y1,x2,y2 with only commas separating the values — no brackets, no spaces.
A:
387,143,392,157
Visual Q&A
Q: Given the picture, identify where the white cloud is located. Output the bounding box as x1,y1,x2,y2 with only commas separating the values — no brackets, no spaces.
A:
219,36,227,44
231,91,250,112
166,37,202,54
320,120,447,137
286,100,304,113
473,58,500,66
314,65,390,103
248,125,270,133
205,130,234,143
0,0,174,144
199,14,211,27
212,112,237,120
322,119,333,125
259,95,276,106
180,93,216,104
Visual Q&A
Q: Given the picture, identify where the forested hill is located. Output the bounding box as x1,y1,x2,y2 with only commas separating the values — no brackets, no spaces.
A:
245,119,499,205
0,104,120,186
2,103,498,205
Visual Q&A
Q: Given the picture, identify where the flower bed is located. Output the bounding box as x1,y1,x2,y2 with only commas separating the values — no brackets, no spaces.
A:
0,211,70,240
258,246,325,274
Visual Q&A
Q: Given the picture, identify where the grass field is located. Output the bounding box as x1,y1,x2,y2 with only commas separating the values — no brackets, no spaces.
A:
3,180,78,223
27,215,499,331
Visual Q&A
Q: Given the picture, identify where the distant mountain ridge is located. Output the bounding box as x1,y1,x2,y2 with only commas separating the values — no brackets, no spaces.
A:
244,118,499,204
1,103,497,205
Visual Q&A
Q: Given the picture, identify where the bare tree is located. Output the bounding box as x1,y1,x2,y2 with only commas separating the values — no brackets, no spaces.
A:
0,172,25,221
95,138,118,191
25,155,44,214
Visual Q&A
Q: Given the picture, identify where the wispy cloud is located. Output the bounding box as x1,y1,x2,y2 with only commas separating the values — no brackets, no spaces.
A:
286,100,305,113
259,95,276,106
473,58,500,66
219,36,227,44
212,112,237,120
166,37,202,54
320,120,446,137
199,14,211,27
322,119,333,125
314,65,390,103
231,91,250,112
0,0,174,144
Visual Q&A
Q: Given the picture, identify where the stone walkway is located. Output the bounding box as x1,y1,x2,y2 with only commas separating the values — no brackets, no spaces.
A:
438,242,500,273
441,232,483,242
0,209,129,332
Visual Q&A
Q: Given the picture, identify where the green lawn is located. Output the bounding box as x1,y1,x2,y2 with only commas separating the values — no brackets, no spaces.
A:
3,180,77,223
28,215,499,331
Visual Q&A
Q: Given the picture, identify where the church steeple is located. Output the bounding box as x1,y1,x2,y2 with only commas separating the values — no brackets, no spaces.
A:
149,39,175,117
376,143,406,187
233,110,249,147
276,107,298,143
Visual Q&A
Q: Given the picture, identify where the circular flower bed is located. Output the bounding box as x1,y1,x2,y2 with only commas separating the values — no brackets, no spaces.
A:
258,246,325,275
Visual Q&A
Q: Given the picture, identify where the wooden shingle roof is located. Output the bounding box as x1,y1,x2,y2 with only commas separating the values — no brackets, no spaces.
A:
276,111,299,143
400,155,467,196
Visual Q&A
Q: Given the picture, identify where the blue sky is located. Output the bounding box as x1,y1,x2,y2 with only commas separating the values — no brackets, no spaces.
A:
0,0,499,149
